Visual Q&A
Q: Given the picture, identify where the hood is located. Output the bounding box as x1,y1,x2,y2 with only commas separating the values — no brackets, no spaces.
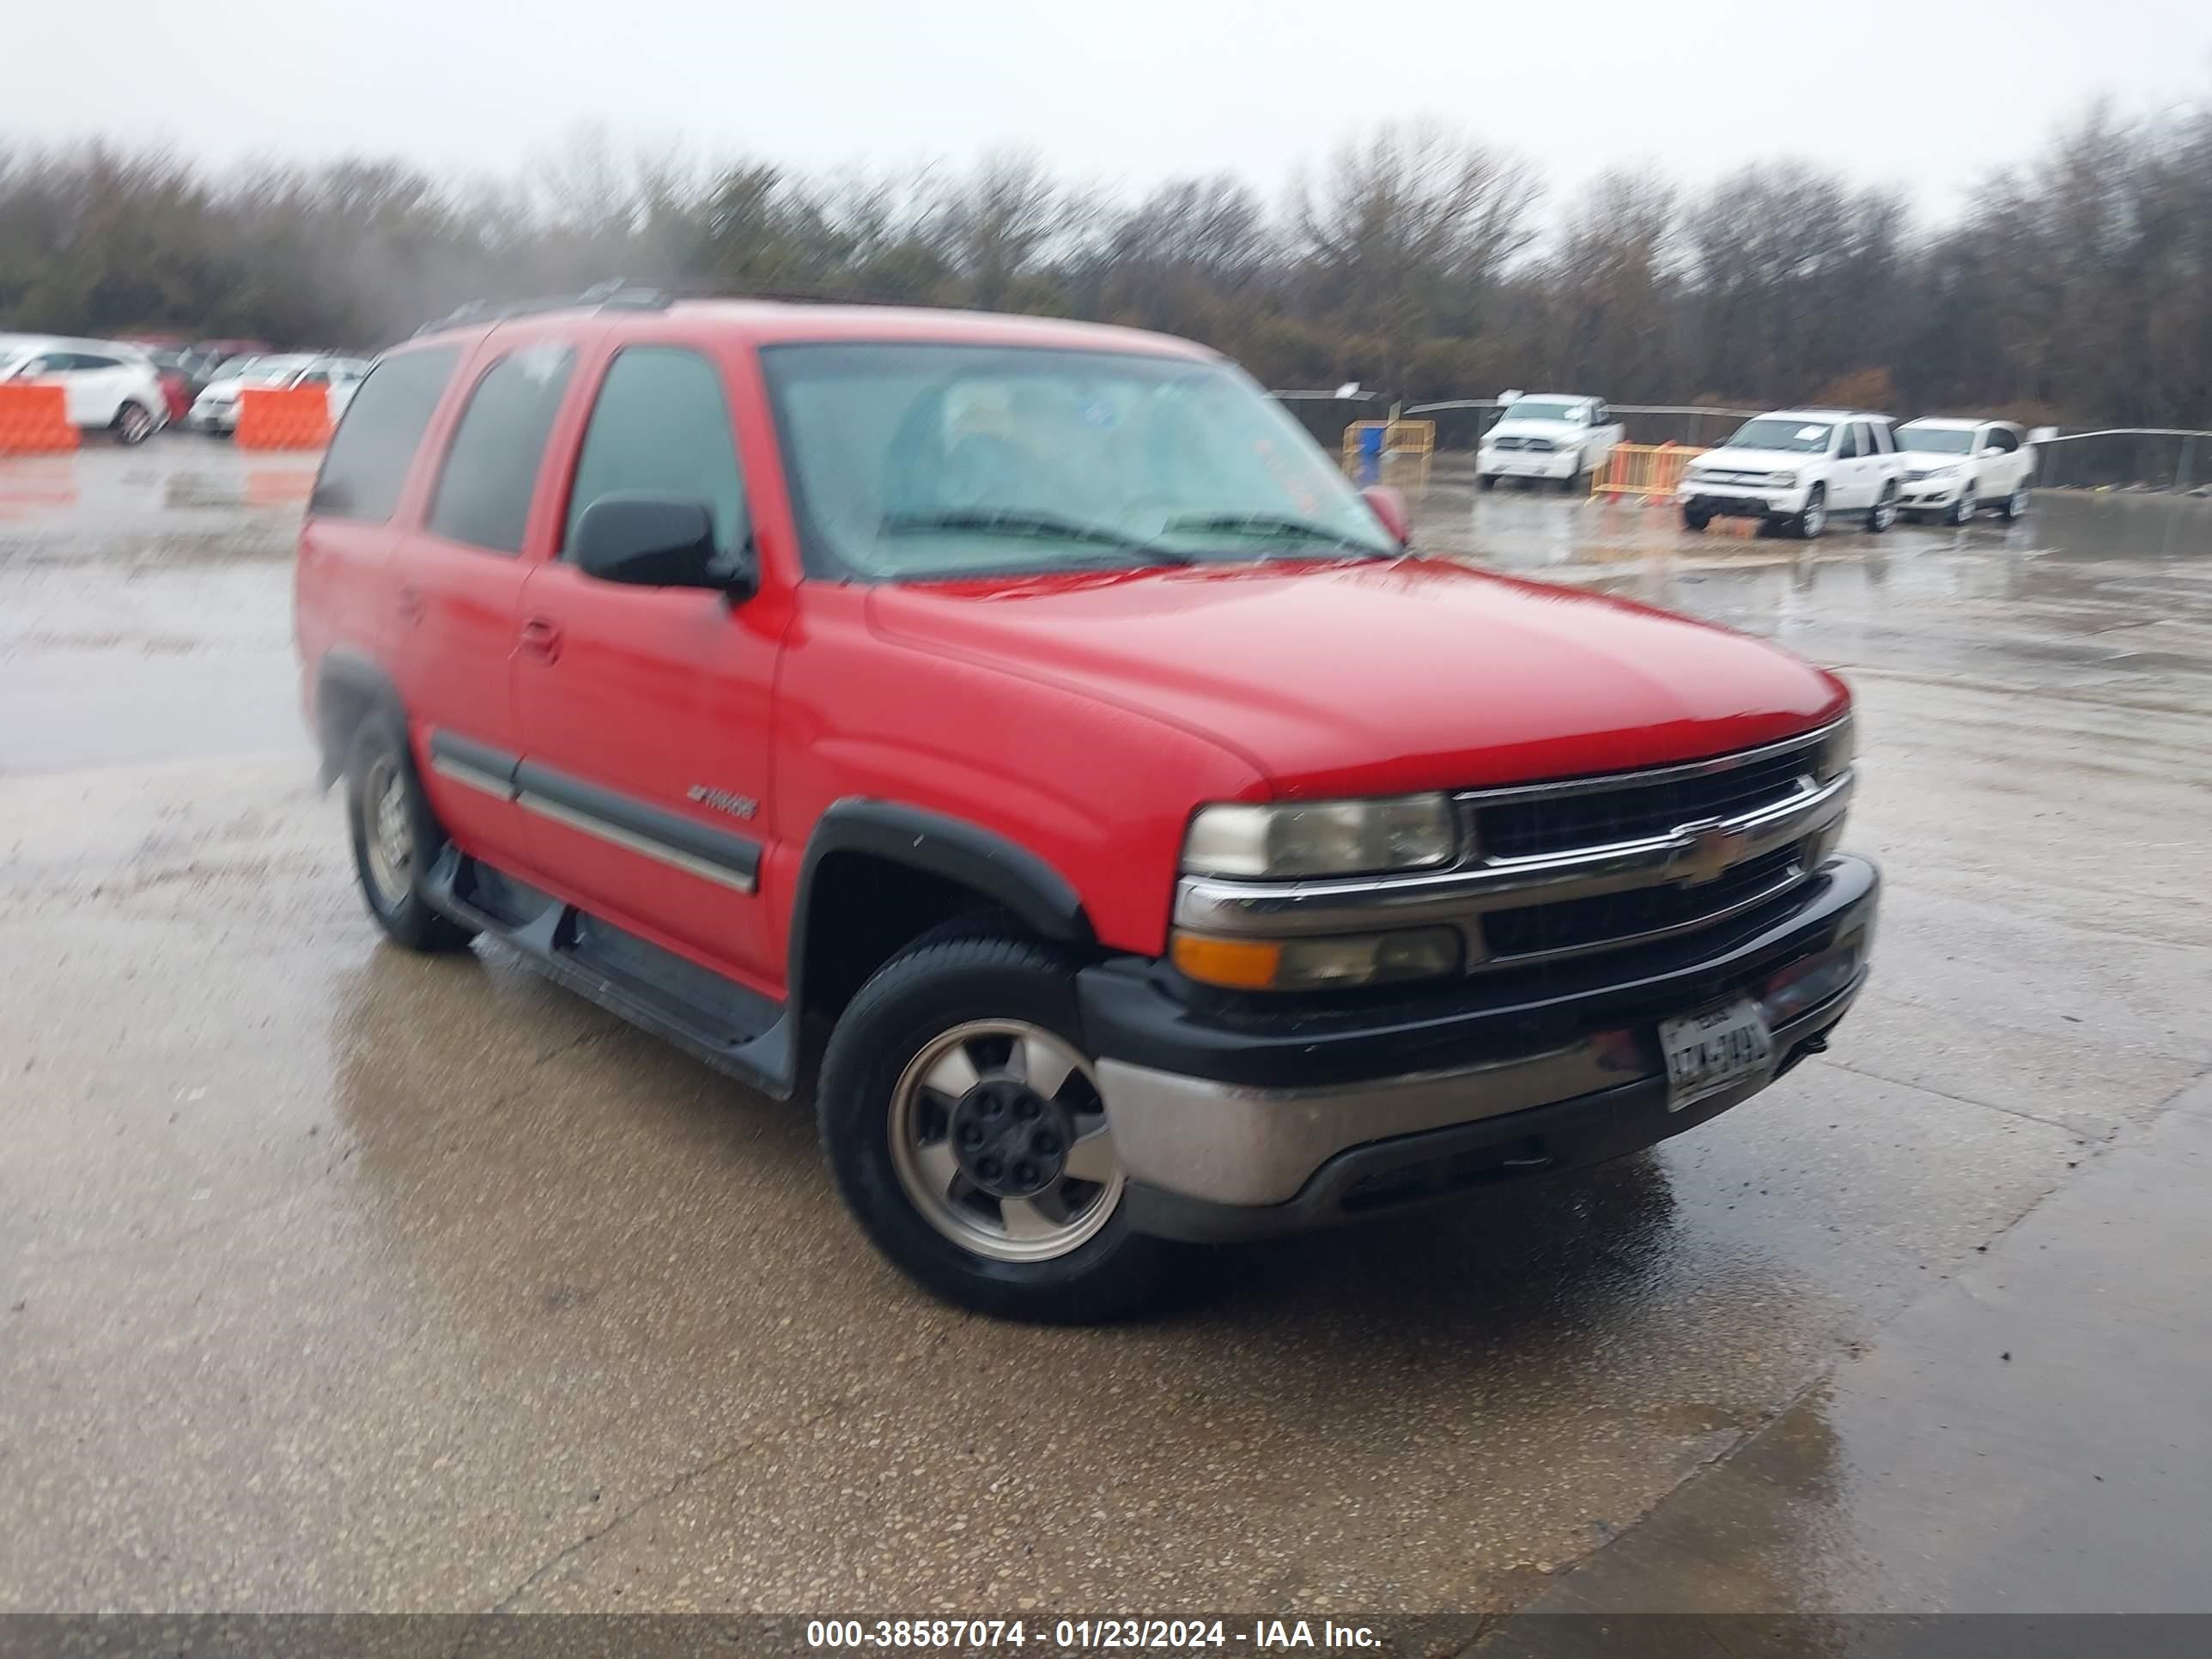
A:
1485,417,1584,443
866,558,1847,798
1692,447,1814,472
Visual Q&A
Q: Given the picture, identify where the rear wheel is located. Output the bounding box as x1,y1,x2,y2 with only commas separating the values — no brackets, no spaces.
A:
113,402,155,446
346,713,478,953
817,933,1175,1322
1793,485,1828,540
1866,482,1898,532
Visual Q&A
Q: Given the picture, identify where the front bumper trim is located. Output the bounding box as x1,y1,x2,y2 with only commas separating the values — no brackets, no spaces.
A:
1117,972,1862,1241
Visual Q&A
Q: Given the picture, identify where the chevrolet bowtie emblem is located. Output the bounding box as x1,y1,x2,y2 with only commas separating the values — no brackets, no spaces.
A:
1676,822,1747,886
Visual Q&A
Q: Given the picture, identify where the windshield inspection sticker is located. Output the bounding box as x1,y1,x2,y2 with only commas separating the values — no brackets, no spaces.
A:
1081,398,1119,428
1797,426,1826,441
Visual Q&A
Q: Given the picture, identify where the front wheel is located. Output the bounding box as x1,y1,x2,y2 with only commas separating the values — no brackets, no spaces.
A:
1947,487,1978,526
1477,473,1498,493
817,934,1175,1322
1793,485,1828,540
1681,507,1712,532
1558,456,1583,494
113,402,155,446
2001,484,2029,521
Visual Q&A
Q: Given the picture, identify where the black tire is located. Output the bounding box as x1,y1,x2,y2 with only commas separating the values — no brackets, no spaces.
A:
817,933,1177,1322
1682,507,1712,532
1947,487,1977,527
1557,457,1583,495
112,402,155,446
1792,484,1828,541
2000,483,2029,521
1477,473,1498,493
345,712,478,953
1866,482,1898,533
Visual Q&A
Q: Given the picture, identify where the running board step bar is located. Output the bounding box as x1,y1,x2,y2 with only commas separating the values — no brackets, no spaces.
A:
420,847,796,1100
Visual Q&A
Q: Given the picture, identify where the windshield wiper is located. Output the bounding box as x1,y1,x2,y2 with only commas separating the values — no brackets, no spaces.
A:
1163,513,1379,555
882,508,1193,563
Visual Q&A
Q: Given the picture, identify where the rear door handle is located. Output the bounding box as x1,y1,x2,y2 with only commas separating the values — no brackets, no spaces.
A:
518,617,563,664
395,583,425,624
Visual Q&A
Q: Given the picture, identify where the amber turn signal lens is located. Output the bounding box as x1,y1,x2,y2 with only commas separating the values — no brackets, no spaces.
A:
1170,932,1285,990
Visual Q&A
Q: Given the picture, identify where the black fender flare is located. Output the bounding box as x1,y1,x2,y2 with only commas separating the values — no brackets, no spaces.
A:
788,799,1095,1007
311,647,404,787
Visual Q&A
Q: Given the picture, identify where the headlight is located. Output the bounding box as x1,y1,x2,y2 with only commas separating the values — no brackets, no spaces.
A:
1171,926,1463,991
1182,796,1458,879
1768,471,1798,487
1928,465,1958,478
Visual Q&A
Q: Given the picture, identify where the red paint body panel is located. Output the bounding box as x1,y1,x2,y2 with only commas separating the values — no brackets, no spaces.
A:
297,301,1855,999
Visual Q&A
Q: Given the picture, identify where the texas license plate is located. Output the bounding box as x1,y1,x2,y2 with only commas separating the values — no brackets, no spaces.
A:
1659,998,1774,1111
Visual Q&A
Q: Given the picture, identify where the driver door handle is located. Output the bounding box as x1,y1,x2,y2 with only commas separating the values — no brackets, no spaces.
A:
518,617,563,664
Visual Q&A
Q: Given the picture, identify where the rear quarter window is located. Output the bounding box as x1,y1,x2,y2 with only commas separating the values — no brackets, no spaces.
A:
311,347,461,523
427,344,577,555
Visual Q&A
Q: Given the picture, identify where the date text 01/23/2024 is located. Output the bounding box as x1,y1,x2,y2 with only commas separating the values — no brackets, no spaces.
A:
805,1620,1382,1650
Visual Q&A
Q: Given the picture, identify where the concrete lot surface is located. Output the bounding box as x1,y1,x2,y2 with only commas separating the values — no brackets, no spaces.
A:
3,442,2208,1613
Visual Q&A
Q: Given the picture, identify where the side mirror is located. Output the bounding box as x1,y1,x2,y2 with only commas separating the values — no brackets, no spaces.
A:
1361,484,1411,547
573,494,754,595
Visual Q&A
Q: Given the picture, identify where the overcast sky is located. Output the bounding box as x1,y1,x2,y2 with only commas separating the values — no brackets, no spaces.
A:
16,1,2211,215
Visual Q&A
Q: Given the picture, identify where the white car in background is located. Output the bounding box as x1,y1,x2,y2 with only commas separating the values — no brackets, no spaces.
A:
1679,409,1906,539
0,336,169,444
1477,393,1626,493
1894,417,2034,524
188,354,368,435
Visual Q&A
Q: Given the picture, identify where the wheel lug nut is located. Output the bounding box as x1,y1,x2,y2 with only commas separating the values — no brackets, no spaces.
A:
957,1126,984,1149
977,1156,1002,1180
1012,1163,1037,1186
1015,1099,1039,1121
982,1098,1003,1119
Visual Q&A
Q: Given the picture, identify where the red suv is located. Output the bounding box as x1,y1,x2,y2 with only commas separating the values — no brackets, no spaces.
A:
296,289,1876,1321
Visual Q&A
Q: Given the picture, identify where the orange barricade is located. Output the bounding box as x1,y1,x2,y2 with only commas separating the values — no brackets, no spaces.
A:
0,384,78,454
235,385,331,450
1592,441,1703,504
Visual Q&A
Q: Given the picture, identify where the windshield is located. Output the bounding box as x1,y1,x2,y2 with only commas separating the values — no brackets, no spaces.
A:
1497,400,1583,424
1896,424,1977,455
763,343,1398,581
1723,418,1835,454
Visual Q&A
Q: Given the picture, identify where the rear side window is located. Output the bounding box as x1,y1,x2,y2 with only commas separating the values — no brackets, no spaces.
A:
1869,421,1895,454
562,347,746,556
312,347,460,523
428,343,576,555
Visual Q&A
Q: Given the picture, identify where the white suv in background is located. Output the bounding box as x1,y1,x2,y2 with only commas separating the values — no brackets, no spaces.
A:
1894,417,2035,524
1680,409,1905,539
0,337,169,444
188,354,368,435
1476,393,1626,493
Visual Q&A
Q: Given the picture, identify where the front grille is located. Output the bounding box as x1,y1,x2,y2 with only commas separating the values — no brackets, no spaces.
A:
1480,844,1804,960
1698,468,1773,486
1475,747,1815,860
1491,435,1527,450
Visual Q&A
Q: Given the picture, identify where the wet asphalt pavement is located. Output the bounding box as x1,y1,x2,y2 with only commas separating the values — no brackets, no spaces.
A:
3,441,2209,1614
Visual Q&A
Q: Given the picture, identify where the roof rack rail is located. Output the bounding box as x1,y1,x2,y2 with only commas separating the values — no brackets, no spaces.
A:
414,283,674,337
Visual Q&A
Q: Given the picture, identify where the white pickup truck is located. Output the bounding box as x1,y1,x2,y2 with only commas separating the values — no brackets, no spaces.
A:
1893,417,2035,524
1477,393,1625,494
